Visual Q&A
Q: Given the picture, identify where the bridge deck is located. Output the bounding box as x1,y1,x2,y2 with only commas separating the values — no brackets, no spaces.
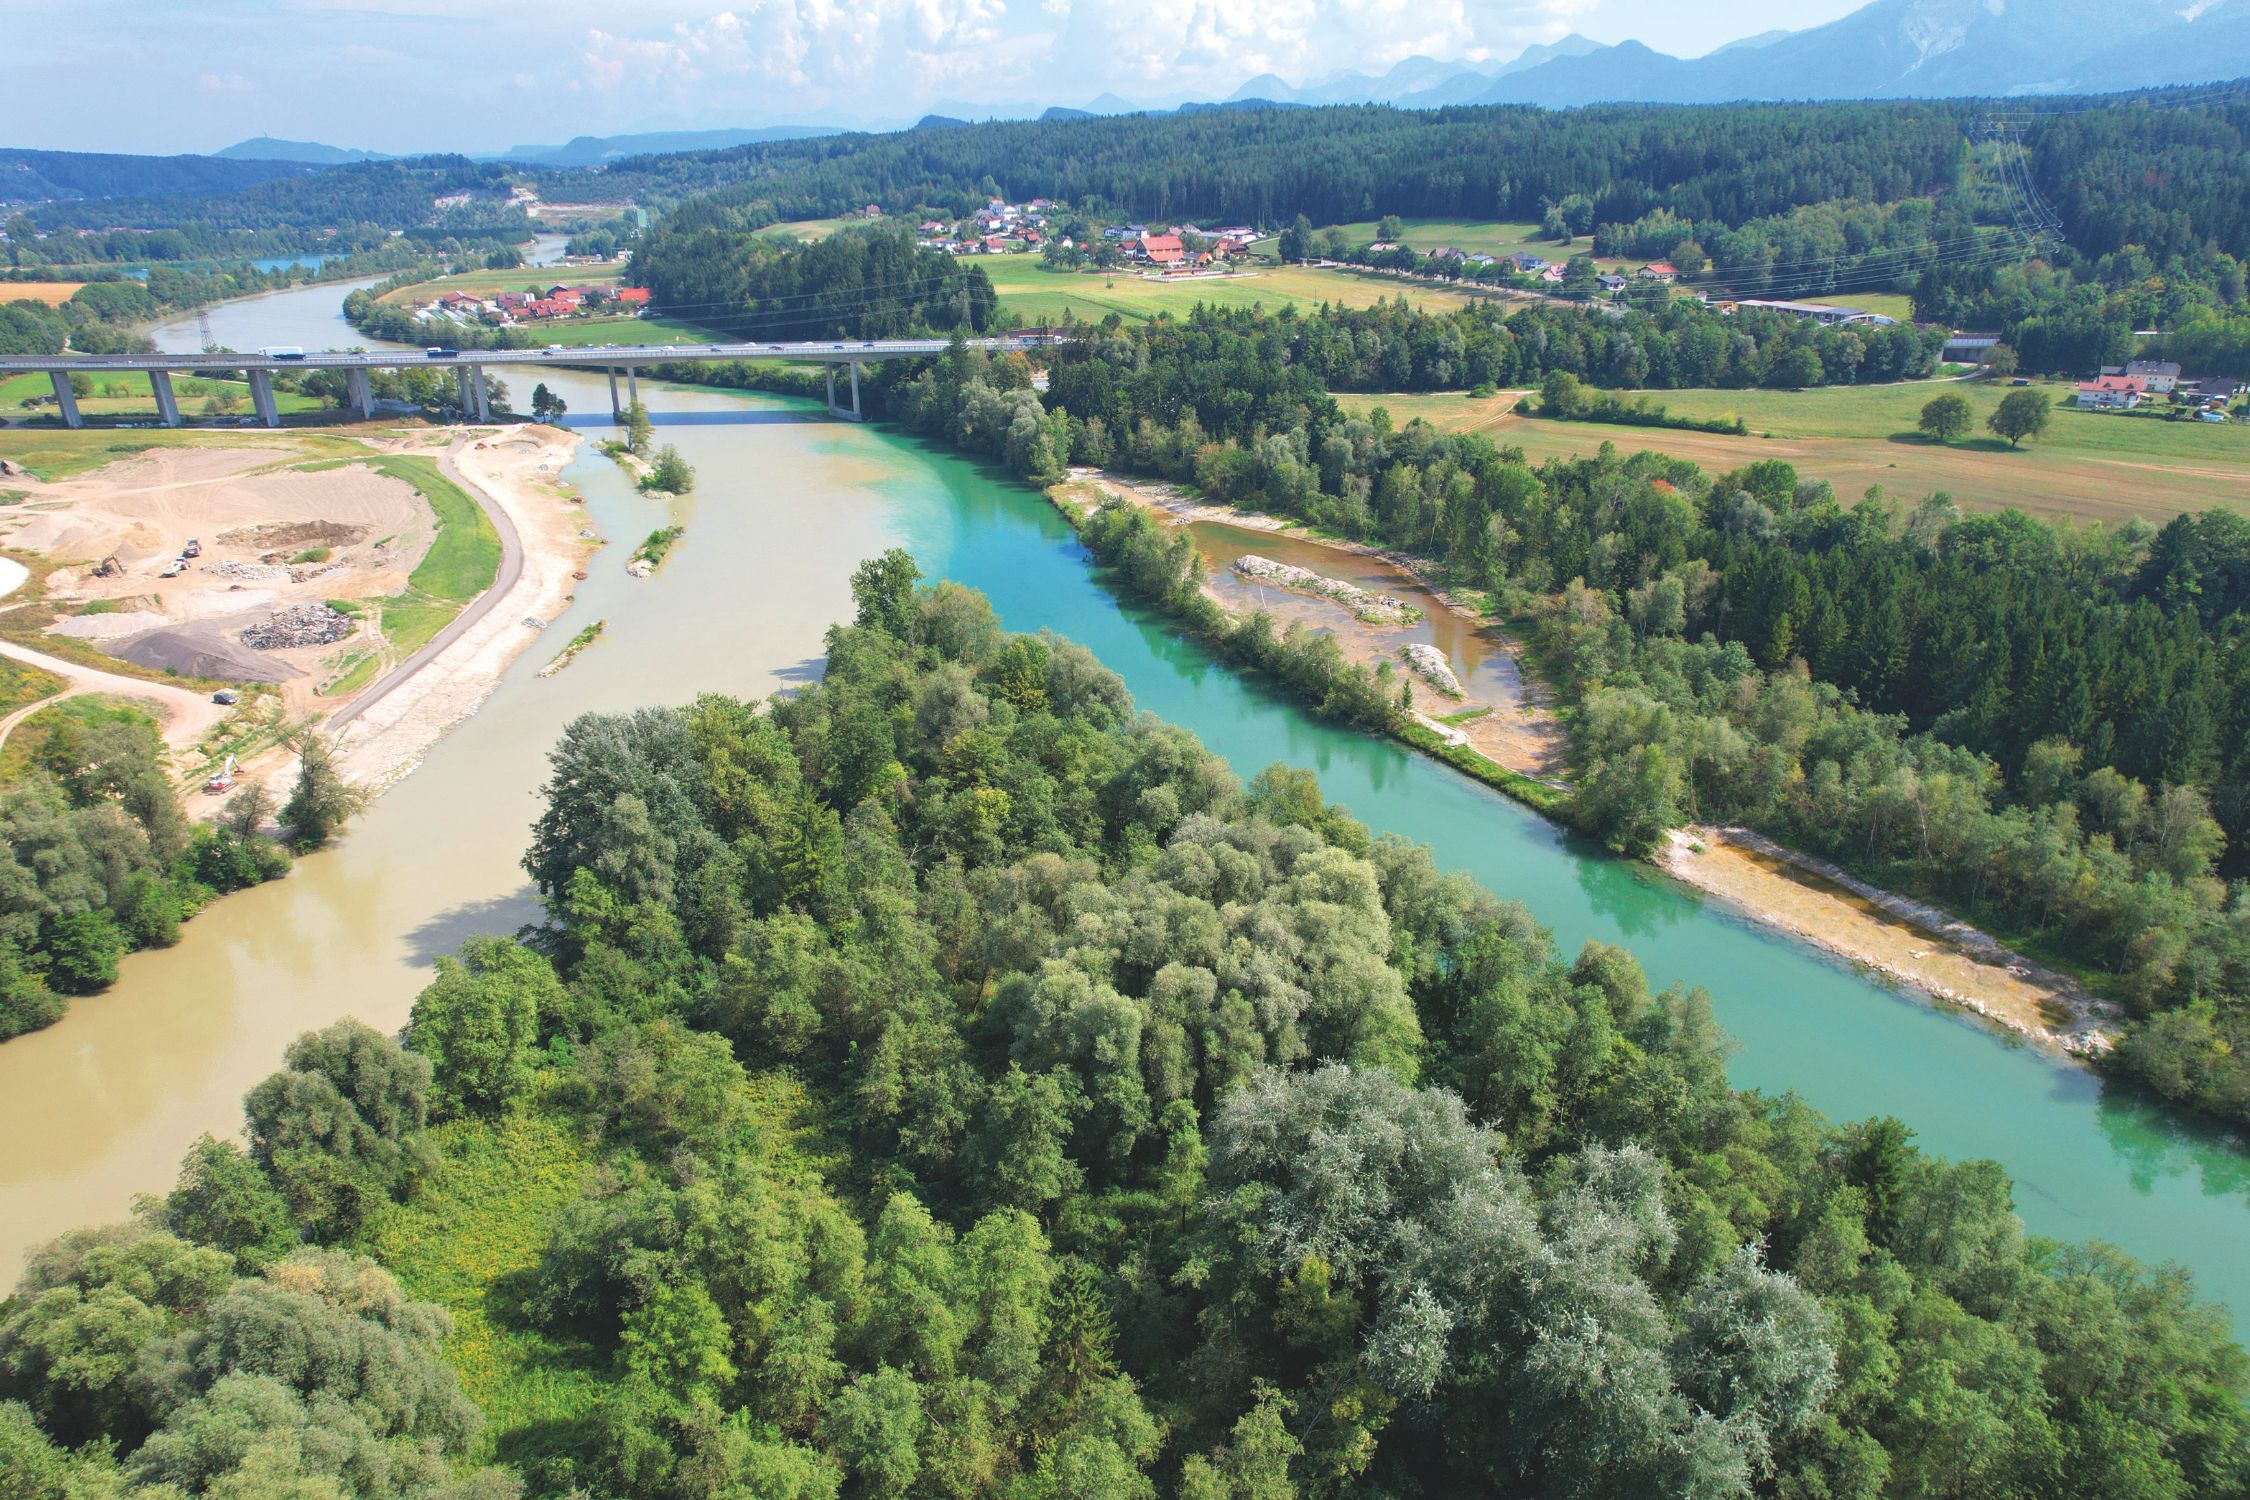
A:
0,337,1047,376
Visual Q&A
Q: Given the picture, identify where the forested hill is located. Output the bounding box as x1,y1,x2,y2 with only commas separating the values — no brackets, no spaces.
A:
5,569,2245,1499
21,157,526,233
0,146,322,206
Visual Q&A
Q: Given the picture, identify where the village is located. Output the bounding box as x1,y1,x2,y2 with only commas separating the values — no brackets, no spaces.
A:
407,279,654,328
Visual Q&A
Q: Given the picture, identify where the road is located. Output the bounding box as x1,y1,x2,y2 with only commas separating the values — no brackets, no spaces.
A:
325,437,523,734
0,636,230,757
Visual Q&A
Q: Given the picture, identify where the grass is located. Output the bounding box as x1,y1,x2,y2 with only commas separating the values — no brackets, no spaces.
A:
1339,379,2250,526
1,370,325,426
363,1103,606,1465
0,656,65,719
632,526,684,571
976,256,1498,324
539,619,604,677
761,215,868,243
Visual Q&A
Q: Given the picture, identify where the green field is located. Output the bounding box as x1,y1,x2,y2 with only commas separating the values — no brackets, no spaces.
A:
1,370,323,425
0,654,64,719
760,215,869,243
978,256,1501,323
1340,377,2250,526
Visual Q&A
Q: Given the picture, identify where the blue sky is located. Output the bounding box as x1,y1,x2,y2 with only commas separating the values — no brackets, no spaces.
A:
9,0,1873,155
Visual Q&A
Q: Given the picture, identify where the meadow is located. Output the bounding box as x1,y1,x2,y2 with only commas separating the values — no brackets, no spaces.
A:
1339,377,2250,526
979,256,1501,323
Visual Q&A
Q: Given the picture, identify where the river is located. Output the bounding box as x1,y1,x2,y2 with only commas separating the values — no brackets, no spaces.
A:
4,278,2248,1334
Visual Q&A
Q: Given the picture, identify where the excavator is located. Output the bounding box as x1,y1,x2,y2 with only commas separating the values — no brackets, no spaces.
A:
204,754,237,796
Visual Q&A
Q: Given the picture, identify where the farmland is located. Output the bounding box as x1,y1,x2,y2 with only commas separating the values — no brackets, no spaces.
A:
0,369,324,425
977,256,1504,323
0,282,86,306
1339,377,2250,525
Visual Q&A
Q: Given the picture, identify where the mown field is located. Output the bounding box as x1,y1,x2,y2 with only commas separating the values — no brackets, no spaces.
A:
0,282,86,306
979,256,1502,323
375,265,627,306
759,215,868,243
1338,378,2250,525
312,452,502,661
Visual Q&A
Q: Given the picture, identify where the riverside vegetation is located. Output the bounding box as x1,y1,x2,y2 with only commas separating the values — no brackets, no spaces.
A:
4,559,2246,1500
645,304,2250,1131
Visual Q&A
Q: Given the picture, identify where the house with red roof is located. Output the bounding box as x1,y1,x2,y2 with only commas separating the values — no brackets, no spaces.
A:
2076,374,2147,409
1137,233,1185,266
1639,262,1679,283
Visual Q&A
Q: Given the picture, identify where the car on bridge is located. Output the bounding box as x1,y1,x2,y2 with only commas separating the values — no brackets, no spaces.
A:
426,347,456,358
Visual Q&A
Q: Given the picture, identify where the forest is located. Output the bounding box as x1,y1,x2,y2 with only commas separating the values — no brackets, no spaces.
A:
0,705,292,1041
4,569,2246,1500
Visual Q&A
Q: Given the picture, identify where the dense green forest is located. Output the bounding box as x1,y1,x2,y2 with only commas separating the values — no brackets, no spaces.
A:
0,704,291,1041
0,148,321,206
633,219,998,340
22,158,529,236
6,571,2246,1499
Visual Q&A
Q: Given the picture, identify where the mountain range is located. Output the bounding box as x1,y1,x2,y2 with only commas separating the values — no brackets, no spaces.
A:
1220,0,2250,110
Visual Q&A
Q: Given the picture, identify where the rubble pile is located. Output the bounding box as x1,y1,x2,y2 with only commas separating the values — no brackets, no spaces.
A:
1401,642,1465,697
241,604,357,651
1231,554,1419,624
206,559,289,582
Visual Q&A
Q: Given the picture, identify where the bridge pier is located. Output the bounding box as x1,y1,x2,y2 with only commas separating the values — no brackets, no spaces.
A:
246,369,280,428
344,367,374,421
149,370,180,427
48,371,82,429
467,365,492,423
626,366,640,409
825,361,864,421
607,368,622,419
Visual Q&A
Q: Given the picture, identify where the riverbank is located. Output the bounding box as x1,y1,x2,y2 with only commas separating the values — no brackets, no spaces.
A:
1060,467,1570,780
1061,464,2113,1056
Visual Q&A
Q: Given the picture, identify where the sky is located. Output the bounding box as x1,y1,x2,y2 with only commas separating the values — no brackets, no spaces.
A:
6,0,1874,156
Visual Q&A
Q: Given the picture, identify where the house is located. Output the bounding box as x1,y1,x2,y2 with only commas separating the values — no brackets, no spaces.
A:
1367,241,1398,254
2075,374,2147,409
982,235,1010,253
494,291,532,311
1511,253,1549,273
1137,233,1185,266
2123,359,2183,393
1597,273,1629,292
1539,266,1565,284
1639,262,1678,283
615,287,651,308
920,220,948,234
436,290,485,313
1464,253,1497,268
860,204,882,218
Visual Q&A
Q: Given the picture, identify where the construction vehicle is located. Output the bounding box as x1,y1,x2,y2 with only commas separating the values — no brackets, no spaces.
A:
182,539,201,559
204,755,237,796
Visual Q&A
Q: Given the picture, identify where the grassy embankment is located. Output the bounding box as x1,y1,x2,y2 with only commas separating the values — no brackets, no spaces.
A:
1339,379,2250,526
0,656,65,719
0,694,155,783
310,453,502,696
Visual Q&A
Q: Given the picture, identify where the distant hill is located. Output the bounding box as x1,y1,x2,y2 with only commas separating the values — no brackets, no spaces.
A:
1039,107,1095,122
214,136,389,164
495,126,840,167
0,147,324,206
1222,0,2250,107
913,115,971,131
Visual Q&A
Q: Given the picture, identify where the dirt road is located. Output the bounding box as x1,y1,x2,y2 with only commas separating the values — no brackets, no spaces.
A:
0,636,228,755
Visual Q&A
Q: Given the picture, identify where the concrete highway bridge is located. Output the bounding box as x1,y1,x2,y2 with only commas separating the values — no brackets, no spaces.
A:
0,336,1058,428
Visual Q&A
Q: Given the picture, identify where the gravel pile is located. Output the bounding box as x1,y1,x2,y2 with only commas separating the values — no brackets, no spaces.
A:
1401,642,1465,697
1231,554,1419,624
241,604,357,651
206,559,289,582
